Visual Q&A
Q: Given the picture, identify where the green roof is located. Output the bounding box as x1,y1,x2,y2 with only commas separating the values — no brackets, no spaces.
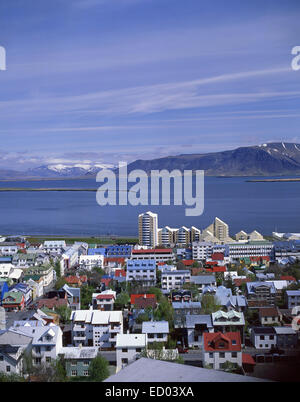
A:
3,291,23,304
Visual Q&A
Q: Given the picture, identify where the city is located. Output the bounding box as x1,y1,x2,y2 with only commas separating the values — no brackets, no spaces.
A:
0,211,299,382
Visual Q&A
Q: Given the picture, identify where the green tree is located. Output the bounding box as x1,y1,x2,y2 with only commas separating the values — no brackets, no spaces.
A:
80,285,95,309
55,305,72,324
54,277,67,290
88,356,110,382
115,291,130,309
200,294,221,314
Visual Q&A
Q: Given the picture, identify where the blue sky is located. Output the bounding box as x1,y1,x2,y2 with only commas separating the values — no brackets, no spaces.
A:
0,0,300,170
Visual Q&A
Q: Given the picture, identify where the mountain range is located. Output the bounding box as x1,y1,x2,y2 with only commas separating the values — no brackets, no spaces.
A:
1,142,300,179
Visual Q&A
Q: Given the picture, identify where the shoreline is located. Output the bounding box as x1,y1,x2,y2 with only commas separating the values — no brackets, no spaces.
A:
246,178,300,182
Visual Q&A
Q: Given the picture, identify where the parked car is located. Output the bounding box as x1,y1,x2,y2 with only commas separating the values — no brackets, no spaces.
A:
177,346,188,353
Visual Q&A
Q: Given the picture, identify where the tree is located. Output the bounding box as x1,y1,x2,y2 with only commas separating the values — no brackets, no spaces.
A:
223,277,237,295
88,356,110,382
115,291,130,309
54,277,67,290
55,305,72,324
200,294,221,314
80,285,95,309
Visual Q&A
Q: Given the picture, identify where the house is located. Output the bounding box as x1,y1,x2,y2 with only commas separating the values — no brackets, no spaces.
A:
24,277,44,300
62,284,81,310
131,248,175,263
285,290,300,309
0,264,23,284
59,346,98,378
212,310,245,344
79,254,104,271
142,321,169,344
11,324,63,366
126,259,156,286
171,289,192,303
130,293,157,310
116,333,147,372
161,270,190,292
2,291,25,312
92,290,116,311
266,280,289,303
186,315,213,348
250,327,276,349
0,329,33,375
189,275,217,293
23,265,54,290
10,283,32,307
202,331,242,371
35,296,68,311
0,282,9,304
258,307,282,326
274,327,298,348
246,281,276,307
173,301,202,329
214,286,247,312
42,240,66,254
71,310,123,349
106,245,133,259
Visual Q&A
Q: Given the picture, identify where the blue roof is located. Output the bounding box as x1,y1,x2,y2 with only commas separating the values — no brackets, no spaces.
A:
88,247,106,256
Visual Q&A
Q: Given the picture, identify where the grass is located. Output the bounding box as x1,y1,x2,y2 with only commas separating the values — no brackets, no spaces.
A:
26,236,138,245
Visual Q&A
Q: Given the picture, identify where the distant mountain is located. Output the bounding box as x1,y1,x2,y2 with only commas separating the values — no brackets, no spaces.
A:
26,163,115,178
1,142,300,180
124,142,300,176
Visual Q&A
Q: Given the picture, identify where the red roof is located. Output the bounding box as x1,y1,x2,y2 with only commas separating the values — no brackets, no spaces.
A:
130,293,156,305
64,276,81,284
242,353,256,365
104,257,125,265
250,256,270,261
205,261,216,265
101,278,112,286
206,266,226,273
96,294,115,300
211,252,224,261
203,332,241,352
132,248,172,254
233,278,252,287
280,276,296,281
114,269,126,278
181,260,195,266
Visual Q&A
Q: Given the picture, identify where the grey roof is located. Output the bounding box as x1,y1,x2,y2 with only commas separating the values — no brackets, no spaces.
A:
286,290,300,296
186,314,213,329
251,327,276,335
104,358,269,382
172,301,201,310
60,346,98,359
142,321,169,334
190,275,216,285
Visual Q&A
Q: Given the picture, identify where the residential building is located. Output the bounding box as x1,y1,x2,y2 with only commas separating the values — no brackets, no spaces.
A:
202,331,242,370
79,254,104,271
11,324,63,366
92,290,116,311
62,284,81,311
138,211,158,247
161,270,190,292
186,315,213,348
258,307,282,326
106,245,133,258
71,310,123,349
116,333,147,372
246,281,276,307
250,327,276,349
212,310,245,344
42,240,66,254
23,265,54,290
59,346,98,378
285,290,300,309
189,274,217,293
126,259,156,286
2,291,25,312
131,248,175,263
274,327,298,348
142,321,169,344
192,241,214,261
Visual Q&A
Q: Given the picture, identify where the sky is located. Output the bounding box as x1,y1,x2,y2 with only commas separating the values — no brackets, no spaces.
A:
0,0,300,170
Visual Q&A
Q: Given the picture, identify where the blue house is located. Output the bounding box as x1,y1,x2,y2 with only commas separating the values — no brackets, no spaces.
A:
0,281,9,305
106,245,133,258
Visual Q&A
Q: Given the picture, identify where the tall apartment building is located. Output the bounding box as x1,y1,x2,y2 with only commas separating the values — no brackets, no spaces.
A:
138,211,158,247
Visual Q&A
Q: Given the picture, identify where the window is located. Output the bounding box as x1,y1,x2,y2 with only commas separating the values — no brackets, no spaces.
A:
260,335,265,340
136,348,141,353
219,352,225,358
6,366,10,372
46,357,51,363
209,352,213,358
83,370,89,376
0,355,3,361
232,352,237,358
122,348,128,353
71,370,77,376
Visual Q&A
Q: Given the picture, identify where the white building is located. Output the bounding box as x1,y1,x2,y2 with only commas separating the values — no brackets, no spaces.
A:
250,327,276,349
71,310,123,349
79,254,104,271
138,211,158,247
116,333,147,372
161,270,191,292
142,321,169,344
192,242,214,261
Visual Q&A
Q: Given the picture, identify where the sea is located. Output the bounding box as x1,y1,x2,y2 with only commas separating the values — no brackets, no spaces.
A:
0,175,299,237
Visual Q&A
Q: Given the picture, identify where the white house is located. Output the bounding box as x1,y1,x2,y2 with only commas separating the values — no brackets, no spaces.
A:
71,309,123,349
79,254,104,271
142,321,169,344
250,327,276,349
116,333,147,372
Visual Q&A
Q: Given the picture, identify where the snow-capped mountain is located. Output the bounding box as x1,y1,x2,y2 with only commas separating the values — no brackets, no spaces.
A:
27,163,116,178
